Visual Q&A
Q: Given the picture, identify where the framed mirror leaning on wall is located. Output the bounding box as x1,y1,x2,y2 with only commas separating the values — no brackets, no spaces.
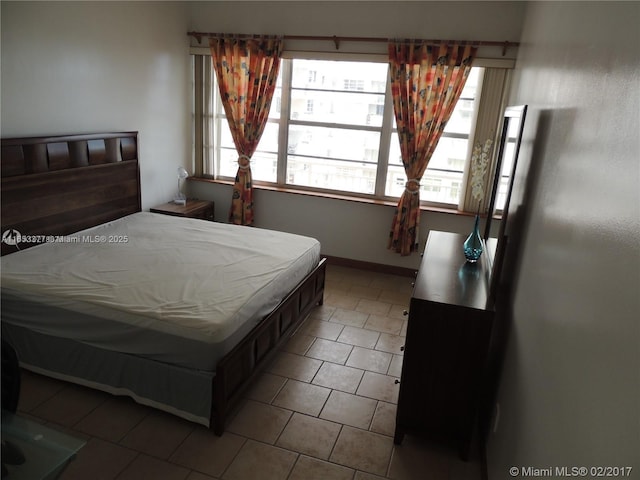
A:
484,105,528,304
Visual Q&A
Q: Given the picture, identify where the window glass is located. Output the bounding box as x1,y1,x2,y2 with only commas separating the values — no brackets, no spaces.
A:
286,59,388,194
443,68,480,135
290,89,385,127
287,125,380,163
291,60,388,93
288,156,377,194
218,122,279,182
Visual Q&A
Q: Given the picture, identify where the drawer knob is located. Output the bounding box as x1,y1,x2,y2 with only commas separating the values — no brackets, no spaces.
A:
403,310,409,316
394,379,400,384
400,346,405,351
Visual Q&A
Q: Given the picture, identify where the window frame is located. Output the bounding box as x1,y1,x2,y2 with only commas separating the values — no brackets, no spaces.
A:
193,51,510,213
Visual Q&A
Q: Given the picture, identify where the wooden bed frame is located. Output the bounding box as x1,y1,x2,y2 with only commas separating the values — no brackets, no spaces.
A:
0,132,326,434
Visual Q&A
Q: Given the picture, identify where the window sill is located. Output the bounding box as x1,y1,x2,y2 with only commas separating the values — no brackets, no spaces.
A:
188,176,479,218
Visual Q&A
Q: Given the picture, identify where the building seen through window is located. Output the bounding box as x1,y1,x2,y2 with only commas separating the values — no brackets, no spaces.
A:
200,55,486,207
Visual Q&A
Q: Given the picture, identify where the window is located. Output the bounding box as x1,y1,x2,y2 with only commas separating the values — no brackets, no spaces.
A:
385,68,481,204
287,59,387,194
194,54,506,210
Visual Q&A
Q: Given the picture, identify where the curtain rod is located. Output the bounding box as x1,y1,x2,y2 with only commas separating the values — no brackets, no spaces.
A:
187,31,518,56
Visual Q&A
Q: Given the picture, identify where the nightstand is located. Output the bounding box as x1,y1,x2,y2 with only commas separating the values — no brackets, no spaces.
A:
150,199,214,221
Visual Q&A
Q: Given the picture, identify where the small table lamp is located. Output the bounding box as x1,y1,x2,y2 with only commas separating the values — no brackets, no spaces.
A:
174,167,189,205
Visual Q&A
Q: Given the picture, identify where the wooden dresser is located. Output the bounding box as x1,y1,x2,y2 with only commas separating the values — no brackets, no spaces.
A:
394,230,496,460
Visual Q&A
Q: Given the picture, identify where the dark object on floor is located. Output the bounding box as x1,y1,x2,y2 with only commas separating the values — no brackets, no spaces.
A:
2,440,26,465
1,439,27,478
1,339,21,413
2,339,23,478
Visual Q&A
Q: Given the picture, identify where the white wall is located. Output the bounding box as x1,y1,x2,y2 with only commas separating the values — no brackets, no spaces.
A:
1,1,191,210
189,1,524,59
190,180,476,269
487,1,639,475
187,1,526,268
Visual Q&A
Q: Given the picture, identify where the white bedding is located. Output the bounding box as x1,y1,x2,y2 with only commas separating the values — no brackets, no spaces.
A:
1,212,321,371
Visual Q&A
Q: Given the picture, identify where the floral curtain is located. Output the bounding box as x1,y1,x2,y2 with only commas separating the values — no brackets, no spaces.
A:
387,42,476,255
209,35,282,225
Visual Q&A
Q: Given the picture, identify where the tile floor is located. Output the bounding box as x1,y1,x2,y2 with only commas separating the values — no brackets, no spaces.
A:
14,264,482,480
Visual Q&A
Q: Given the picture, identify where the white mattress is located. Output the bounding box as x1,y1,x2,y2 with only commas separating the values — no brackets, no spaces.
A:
1,212,321,371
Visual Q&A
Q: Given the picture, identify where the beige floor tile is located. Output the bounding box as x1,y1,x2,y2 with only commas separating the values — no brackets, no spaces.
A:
222,440,297,480
227,399,291,444
354,472,388,480
299,318,345,341
375,333,406,355
31,383,106,428
288,455,355,480
356,298,392,316
325,292,360,310
266,352,322,382
324,283,348,298
117,454,190,480
378,288,412,305
348,284,382,300
272,379,331,416
319,390,377,430
59,437,138,480
330,426,394,476
312,362,364,394
325,263,348,275
245,373,287,403
329,308,369,328
370,401,397,437
282,333,315,355
339,269,374,287
186,472,219,480
364,314,405,335
306,337,353,364
120,411,194,459
170,426,246,477
388,354,404,377
74,395,149,443
369,274,414,292
17,370,66,413
276,412,341,459
337,326,380,349
346,346,392,374
389,304,410,321
308,304,337,321
357,371,400,404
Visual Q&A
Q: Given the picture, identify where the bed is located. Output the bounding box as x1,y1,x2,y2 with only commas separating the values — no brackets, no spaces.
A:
0,132,326,434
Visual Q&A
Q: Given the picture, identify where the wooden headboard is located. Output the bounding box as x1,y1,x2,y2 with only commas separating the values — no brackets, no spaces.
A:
1,132,141,255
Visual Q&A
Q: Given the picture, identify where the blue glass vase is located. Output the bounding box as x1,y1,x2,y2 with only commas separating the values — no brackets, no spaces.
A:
463,214,484,262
